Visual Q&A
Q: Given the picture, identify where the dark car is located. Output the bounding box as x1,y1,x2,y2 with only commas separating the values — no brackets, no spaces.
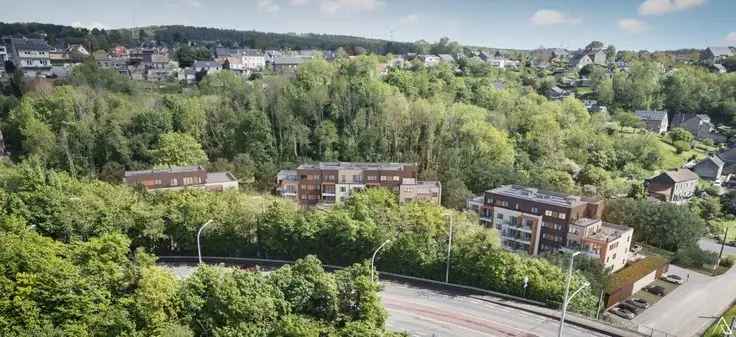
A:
647,285,666,296
610,307,636,320
628,298,650,309
619,302,642,314
727,241,736,247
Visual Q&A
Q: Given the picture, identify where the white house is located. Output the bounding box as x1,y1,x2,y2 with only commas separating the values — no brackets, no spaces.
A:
4,37,52,76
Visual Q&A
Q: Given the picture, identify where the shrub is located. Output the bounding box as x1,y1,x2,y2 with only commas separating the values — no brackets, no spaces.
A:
673,140,691,154
673,245,716,268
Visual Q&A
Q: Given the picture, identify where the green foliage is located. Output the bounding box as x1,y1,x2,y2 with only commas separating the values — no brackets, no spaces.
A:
672,244,716,268
604,198,706,251
153,132,208,167
669,127,694,143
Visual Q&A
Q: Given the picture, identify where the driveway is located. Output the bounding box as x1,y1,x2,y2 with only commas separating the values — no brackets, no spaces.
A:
699,238,736,255
632,264,736,337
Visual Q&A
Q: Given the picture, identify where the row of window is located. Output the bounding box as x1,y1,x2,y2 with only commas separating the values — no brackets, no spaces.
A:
541,233,564,242
543,222,564,231
493,199,567,220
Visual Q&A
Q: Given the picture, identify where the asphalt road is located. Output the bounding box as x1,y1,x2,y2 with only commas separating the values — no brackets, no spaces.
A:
382,282,610,337
699,238,736,255
632,264,736,337
166,264,611,337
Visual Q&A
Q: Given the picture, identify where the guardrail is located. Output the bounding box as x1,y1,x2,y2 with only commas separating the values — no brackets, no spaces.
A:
158,255,646,337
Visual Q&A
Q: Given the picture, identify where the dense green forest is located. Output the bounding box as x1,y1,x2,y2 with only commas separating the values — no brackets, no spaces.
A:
0,22,417,54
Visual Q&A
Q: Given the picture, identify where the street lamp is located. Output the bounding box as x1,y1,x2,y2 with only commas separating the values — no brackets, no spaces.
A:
558,251,588,337
370,239,392,282
197,220,214,264
445,213,454,283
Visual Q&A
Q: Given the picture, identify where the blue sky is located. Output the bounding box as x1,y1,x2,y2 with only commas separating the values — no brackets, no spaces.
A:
1,0,735,50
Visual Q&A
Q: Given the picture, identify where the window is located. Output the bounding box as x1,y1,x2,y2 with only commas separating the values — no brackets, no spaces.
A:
170,178,178,186
183,177,196,185
340,186,347,192
367,175,377,181
380,176,388,181
497,213,504,220
531,207,539,214
545,210,553,216
558,213,566,220
352,175,362,183
154,179,162,185
393,176,400,181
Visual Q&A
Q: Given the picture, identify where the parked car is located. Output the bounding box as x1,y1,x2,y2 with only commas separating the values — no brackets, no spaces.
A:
610,307,636,320
647,285,666,296
727,241,736,247
619,302,643,314
663,274,684,285
628,298,650,309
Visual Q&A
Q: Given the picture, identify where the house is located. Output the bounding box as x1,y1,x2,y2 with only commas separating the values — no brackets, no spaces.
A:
0,45,8,75
671,113,727,143
693,156,724,181
645,168,698,204
3,37,52,77
635,110,669,134
583,99,607,113
123,165,238,192
192,60,222,73
96,55,130,76
712,64,727,74
276,170,299,202
488,58,520,69
546,86,571,100
702,47,735,65
468,185,632,272
285,162,441,206
272,57,306,72
569,49,607,70
242,50,266,70
418,54,441,67
551,48,570,61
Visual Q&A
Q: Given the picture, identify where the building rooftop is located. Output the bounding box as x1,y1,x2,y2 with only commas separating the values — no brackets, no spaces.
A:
635,110,668,121
297,162,415,171
663,168,699,183
124,165,205,177
206,172,237,184
273,56,307,65
7,38,51,51
487,185,592,208
707,46,735,57
587,222,632,242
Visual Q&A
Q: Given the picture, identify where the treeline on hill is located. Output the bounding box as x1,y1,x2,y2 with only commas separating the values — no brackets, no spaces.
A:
0,162,599,318
6,57,736,208
0,22,417,55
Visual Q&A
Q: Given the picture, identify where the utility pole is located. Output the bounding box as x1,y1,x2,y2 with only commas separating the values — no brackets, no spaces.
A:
714,227,729,275
197,220,214,264
370,239,392,282
558,252,581,337
445,213,453,283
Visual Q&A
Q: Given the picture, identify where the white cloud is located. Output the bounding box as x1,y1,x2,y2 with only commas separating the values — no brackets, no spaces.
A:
71,21,107,30
726,32,736,44
529,9,581,26
638,0,705,15
257,0,280,13
289,0,309,5
618,18,648,33
399,14,419,25
320,0,385,15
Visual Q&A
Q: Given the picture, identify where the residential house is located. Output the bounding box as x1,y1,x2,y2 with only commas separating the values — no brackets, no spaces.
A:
399,180,442,204
284,162,441,206
569,50,606,69
635,110,669,134
469,185,632,272
418,54,441,67
242,49,266,70
546,86,571,100
112,46,127,57
276,170,299,202
96,55,130,76
272,57,306,72
123,165,238,192
488,57,520,69
551,48,570,62
713,63,727,74
645,168,698,203
0,45,7,76
693,156,725,181
3,37,52,77
702,47,735,65
192,60,222,73
671,113,727,143
582,100,607,113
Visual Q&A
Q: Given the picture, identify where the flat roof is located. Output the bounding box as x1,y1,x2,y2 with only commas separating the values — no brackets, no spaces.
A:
587,222,632,242
297,162,414,171
124,165,205,177
206,172,237,184
487,185,588,207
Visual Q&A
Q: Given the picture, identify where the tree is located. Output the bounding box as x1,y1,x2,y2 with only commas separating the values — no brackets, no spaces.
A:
585,41,605,51
669,127,694,143
605,45,616,62
153,132,208,167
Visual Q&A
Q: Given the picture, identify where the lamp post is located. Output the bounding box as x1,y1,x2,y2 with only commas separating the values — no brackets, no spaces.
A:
445,213,454,283
558,251,583,337
370,239,392,282
197,220,214,264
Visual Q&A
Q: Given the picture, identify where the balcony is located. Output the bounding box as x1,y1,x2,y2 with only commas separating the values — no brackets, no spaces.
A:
502,222,533,233
559,246,600,259
502,231,532,244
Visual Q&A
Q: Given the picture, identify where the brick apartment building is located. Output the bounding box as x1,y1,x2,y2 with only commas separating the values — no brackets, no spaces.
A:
467,185,633,272
276,162,441,206
123,165,239,192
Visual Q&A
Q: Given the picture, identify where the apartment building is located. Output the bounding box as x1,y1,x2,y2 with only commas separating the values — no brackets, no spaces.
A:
3,37,52,77
470,185,632,272
277,162,441,206
123,165,238,192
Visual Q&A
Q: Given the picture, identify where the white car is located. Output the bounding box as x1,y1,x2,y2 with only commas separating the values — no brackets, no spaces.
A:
663,274,684,285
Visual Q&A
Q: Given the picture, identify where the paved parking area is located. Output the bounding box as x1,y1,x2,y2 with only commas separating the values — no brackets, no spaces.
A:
632,265,736,337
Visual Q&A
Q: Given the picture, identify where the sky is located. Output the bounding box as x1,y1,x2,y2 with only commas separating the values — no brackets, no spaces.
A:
1,0,735,51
